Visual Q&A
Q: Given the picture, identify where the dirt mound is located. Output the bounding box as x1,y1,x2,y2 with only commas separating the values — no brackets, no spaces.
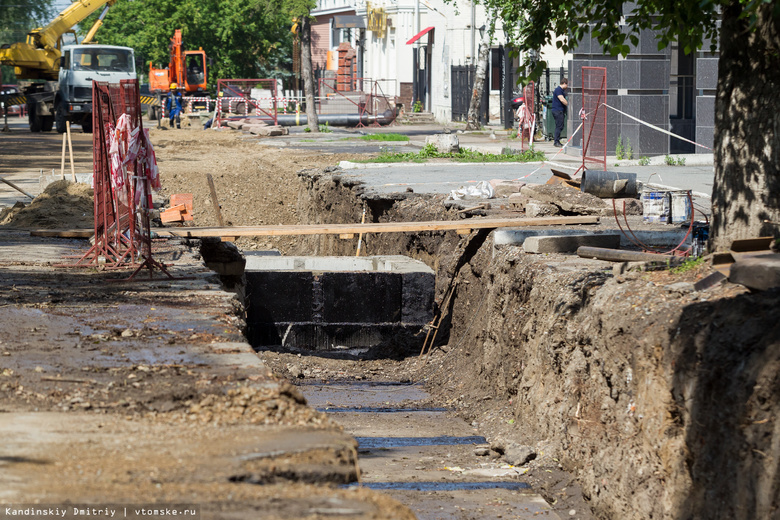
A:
174,383,336,428
0,180,93,229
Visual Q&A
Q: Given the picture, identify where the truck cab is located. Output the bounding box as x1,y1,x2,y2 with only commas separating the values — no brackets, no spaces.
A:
52,44,136,132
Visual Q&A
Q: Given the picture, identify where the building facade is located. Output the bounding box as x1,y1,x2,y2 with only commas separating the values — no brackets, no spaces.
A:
311,0,568,124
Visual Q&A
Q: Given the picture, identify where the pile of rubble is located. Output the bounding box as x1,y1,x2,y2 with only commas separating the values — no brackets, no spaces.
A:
224,118,289,137
176,382,336,428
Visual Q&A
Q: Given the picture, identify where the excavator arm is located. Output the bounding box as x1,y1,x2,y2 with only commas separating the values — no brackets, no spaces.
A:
0,0,116,80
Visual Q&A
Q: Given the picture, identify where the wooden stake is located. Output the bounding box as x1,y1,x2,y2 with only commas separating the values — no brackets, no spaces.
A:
206,173,225,226
355,205,367,257
66,121,76,182
60,131,67,179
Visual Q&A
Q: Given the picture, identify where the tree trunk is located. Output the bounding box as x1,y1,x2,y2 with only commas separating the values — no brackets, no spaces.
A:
466,31,490,130
300,15,319,133
710,0,780,251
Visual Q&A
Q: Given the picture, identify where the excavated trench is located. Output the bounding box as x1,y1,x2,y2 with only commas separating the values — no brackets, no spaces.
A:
217,168,780,520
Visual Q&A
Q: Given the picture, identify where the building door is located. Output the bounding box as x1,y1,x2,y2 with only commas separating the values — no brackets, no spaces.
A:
669,44,696,154
450,65,488,123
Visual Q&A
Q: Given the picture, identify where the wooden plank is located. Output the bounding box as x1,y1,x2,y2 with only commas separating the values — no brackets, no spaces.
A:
30,216,599,241
158,216,599,238
339,233,355,239
30,229,94,238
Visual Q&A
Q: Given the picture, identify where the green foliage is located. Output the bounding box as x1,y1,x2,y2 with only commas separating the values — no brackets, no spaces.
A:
664,155,686,166
638,156,650,166
412,100,423,113
615,136,634,160
318,121,332,133
364,145,546,163
81,0,300,90
616,136,625,160
359,133,410,141
670,256,705,274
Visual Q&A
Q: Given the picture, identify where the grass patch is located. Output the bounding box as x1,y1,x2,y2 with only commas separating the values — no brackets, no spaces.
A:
670,256,705,274
360,143,546,163
359,133,410,142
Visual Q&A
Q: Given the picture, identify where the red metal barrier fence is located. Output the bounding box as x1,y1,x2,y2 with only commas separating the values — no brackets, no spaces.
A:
70,79,171,280
580,66,607,173
214,79,279,127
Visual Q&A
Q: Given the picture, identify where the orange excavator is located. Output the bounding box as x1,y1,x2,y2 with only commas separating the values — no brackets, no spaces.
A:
149,29,207,95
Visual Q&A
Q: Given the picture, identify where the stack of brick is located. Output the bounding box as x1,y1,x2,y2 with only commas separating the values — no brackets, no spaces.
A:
160,193,194,224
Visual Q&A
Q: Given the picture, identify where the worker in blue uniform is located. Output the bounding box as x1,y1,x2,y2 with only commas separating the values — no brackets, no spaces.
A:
165,83,183,129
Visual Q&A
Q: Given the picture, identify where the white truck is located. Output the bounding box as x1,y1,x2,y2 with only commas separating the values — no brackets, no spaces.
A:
25,44,136,133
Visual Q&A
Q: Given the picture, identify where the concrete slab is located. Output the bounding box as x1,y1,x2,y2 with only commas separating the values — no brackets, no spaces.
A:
494,226,690,249
521,183,607,214
523,233,621,254
244,255,434,349
729,253,780,291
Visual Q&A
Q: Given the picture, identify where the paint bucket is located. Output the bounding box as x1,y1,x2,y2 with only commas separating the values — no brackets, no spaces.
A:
669,190,692,223
642,189,670,223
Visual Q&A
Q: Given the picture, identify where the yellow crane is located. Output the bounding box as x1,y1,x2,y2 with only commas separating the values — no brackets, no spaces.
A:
0,0,118,80
0,0,136,132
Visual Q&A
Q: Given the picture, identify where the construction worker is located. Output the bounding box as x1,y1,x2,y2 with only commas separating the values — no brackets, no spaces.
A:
165,83,183,129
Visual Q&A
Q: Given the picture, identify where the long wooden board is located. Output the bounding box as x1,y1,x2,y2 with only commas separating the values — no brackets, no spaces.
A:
159,216,599,238
30,216,599,240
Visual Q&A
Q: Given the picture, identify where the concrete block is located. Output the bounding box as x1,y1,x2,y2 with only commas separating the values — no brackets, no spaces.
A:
523,233,621,254
322,272,402,323
490,179,525,198
401,271,435,324
521,183,607,214
425,133,460,153
729,253,780,291
227,121,244,130
244,255,434,349
601,198,643,216
507,192,531,208
495,227,689,249
205,259,246,277
525,201,560,218
248,125,285,136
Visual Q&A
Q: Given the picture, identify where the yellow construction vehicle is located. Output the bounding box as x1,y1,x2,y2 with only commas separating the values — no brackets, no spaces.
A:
0,0,137,132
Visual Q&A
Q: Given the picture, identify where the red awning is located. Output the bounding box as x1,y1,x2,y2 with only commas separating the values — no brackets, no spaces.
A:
406,26,434,45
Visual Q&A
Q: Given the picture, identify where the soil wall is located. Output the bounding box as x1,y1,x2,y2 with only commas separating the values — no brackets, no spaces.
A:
295,171,780,519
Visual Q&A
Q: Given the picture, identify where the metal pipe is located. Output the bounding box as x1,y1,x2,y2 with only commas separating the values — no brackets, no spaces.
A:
577,246,680,263
581,170,638,199
230,111,396,127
